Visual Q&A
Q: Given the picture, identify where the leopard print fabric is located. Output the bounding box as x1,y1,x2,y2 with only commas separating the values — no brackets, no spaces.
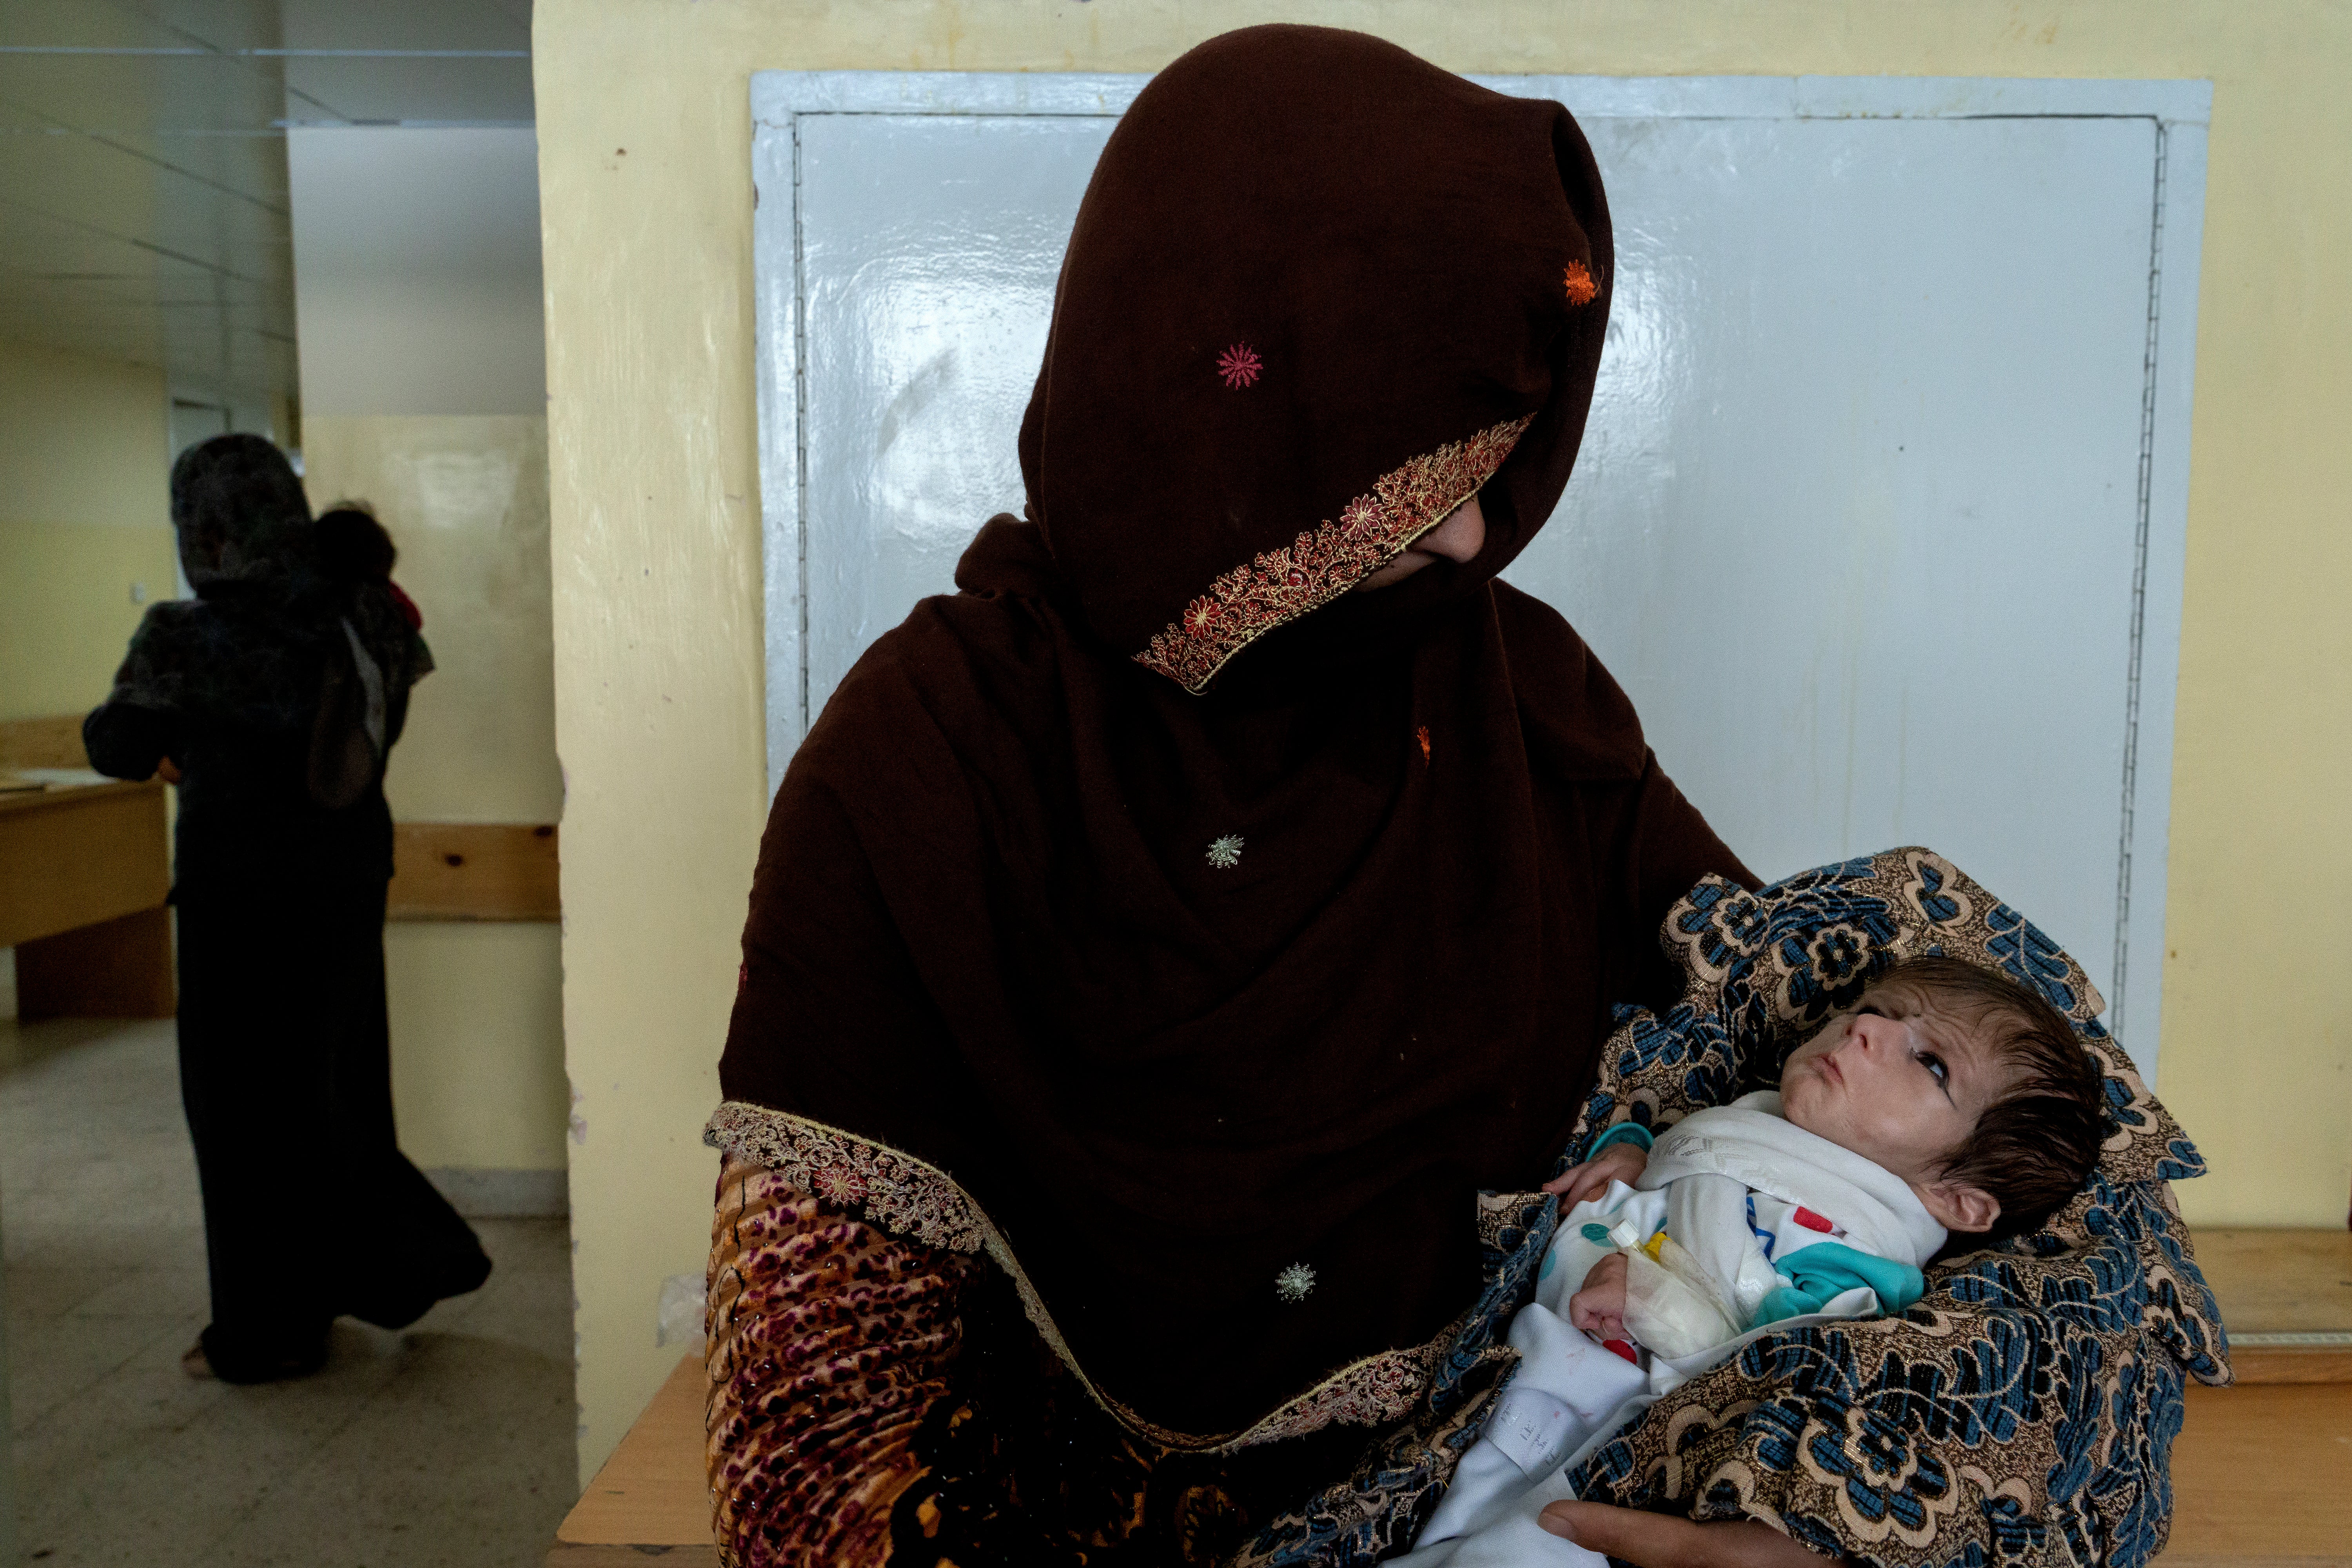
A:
706,1157,1383,1565
706,1157,977,1566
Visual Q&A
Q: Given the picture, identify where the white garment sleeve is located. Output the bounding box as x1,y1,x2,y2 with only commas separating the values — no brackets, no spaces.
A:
1662,1172,1784,1327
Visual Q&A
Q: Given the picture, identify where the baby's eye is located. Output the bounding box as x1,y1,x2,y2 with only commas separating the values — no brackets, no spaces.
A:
1916,1051,1949,1084
1857,1003,1885,1018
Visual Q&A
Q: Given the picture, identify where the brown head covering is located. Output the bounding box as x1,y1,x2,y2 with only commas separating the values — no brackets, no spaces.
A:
1020,25,1609,690
717,25,1749,1445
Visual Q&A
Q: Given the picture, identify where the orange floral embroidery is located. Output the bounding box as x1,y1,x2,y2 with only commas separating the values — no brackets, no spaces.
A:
1416,725,1432,762
1135,414,1535,693
1563,260,1597,307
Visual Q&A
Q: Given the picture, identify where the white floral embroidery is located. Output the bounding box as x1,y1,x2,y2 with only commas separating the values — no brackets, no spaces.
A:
1275,1262,1317,1302
1206,834,1245,870
703,1102,984,1253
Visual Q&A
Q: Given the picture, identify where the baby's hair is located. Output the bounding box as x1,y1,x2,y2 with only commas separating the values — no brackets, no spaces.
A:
1871,954,2106,1241
314,504,397,584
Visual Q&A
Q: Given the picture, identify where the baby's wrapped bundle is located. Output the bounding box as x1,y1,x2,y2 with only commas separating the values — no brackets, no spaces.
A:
1236,853,2222,1568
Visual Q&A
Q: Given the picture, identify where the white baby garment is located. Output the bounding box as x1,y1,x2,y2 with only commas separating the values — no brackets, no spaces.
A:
1392,1093,1946,1568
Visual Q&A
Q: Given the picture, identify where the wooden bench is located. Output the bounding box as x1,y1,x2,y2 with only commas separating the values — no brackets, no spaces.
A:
548,1355,716,1566
386,821,560,922
546,1234,2352,1564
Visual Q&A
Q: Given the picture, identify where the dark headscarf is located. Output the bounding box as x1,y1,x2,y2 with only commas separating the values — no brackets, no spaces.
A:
170,430,314,596
717,26,1751,1445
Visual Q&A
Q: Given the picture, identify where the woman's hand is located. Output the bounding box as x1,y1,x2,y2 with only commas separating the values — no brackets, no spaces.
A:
1538,1502,1838,1568
1543,1141,1648,1210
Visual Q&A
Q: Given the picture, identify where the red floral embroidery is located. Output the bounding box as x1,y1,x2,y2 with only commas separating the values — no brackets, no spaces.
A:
811,1165,869,1204
1216,343,1263,388
1564,260,1598,307
1134,415,1534,693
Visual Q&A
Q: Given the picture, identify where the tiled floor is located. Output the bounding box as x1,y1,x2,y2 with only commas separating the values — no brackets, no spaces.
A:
1,1010,576,1567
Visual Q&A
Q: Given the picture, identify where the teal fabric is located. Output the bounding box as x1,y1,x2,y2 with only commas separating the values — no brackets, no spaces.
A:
1586,1122,1654,1156
1750,1240,1926,1328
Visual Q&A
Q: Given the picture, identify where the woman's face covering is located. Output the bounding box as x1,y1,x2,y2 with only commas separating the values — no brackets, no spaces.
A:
169,433,312,592
1354,494,1488,592
1009,22,1613,691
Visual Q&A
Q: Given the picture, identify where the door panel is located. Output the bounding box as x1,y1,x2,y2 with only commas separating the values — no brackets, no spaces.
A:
760,74,2199,1073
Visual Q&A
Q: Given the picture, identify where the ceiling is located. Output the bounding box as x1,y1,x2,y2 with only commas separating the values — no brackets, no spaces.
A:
0,0,532,410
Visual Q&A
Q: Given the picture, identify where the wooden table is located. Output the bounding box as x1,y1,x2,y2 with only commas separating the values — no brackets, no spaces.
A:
549,1237,2352,1564
0,705,561,1009
0,778,173,1018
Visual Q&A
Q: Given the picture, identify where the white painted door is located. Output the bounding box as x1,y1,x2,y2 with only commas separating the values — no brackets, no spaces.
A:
752,73,2205,1075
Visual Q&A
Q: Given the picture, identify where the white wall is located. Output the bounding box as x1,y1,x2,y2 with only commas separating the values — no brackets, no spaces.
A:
288,126,546,418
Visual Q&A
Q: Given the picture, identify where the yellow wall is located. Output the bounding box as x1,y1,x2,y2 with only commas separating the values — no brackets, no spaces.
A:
301,416,568,1177
302,416,563,824
535,0,2352,1476
0,348,568,1181
0,338,174,723
385,922,571,1172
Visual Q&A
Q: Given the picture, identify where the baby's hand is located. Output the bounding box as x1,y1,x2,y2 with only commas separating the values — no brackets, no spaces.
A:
1542,1140,1648,1211
1570,1251,1630,1342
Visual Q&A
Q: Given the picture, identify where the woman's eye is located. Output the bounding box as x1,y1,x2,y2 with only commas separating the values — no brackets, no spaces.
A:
1917,1052,1948,1084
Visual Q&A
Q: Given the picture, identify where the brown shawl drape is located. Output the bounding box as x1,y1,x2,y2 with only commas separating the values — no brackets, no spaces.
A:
716,25,1751,1445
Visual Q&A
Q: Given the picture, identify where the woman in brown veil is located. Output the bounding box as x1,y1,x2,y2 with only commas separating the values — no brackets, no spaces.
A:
703,25,1798,1565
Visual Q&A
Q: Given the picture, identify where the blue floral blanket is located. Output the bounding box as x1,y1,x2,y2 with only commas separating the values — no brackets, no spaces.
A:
1244,847,2229,1568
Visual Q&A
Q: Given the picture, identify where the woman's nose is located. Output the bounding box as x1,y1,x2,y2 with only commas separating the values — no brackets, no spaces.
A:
1418,495,1486,563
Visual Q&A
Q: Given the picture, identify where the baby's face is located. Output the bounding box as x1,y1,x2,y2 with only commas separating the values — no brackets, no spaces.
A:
1779,978,2007,1190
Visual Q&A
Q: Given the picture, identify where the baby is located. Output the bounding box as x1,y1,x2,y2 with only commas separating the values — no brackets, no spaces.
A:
1399,956,2106,1568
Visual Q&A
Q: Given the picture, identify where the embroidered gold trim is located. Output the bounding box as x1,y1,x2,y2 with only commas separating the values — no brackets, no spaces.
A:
1133,414,1537,693
704,1100,1446,1453
705,1101,987,1252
